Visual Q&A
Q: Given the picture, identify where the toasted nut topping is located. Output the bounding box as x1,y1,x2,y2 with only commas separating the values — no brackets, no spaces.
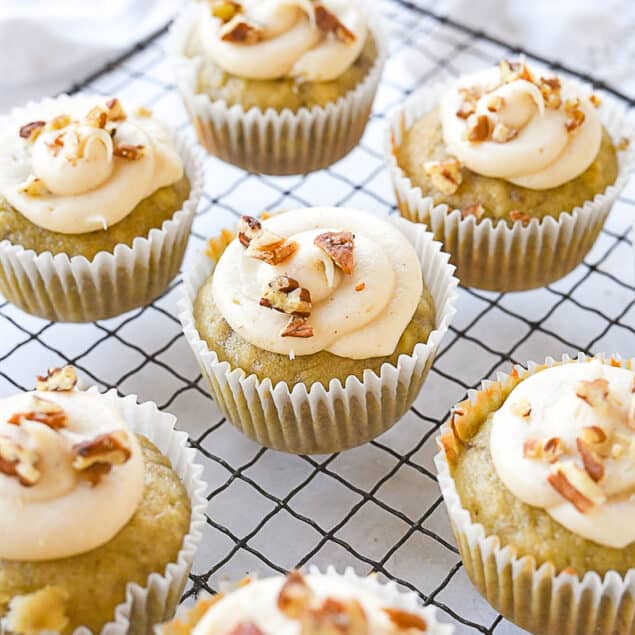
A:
114,144,145,160
302,597,368,635
509,210,532,226
611,443,625,459
278,571,312,619
238,215,263,247
314,231,355,275
19,120,45,141
86,106,107,129
580,425,608,445
487,95,505,112
539,77,562,109
499,59,534,84
228,624,264,635
491,121,518,143
314,4,356,43
461,203,485,221
355,281,366,292
384,607,427,631
466,114,492,142
211,0,242,22
575,378,609,407
19,176,48,197
221,19,263,44
589,94,602,108
564,99,586,132
36,367,78,392
576,438,604,482
48,114,72,131
617,137,631,151
423,158,463,195
510,399,531,419
260,276,312,317
135,106,153,118
7,397,67,430
0,436,40,487
71,430,132,485
281,315,314,339
548,462,605,513
523,439,543,460
244,229,299,265
106,98,126,121
524,437,568,463
456,100,476,119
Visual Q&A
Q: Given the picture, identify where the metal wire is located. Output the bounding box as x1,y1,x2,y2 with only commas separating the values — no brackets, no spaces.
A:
1,1,634,632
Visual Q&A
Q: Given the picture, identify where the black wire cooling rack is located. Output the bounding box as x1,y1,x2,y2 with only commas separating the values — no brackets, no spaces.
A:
1,2,634,633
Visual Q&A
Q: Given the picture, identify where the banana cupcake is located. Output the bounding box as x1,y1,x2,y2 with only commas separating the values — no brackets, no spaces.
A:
0,94,202,322
0,366,206,634
170,0,387,174
436,354,635,635
180,207,457,454
160,567,454,634
387,60,635,291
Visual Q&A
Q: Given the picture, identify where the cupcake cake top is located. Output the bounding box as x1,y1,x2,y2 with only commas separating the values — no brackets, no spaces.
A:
490,360,635,548
174,569,453,634
0,96,183,234
437,60,602,190
212,208,423,358
197,0,368,81
0,366,144,561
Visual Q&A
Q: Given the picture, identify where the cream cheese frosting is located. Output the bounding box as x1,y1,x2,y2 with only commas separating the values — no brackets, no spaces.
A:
197,0,368,81
490,361,635,548
191,571,453,635
0,96,183,234
211,208,423,358
0,372,144,561
440,62,602,190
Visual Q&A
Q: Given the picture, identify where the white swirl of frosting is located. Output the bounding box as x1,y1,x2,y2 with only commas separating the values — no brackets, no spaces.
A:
198,0,368,81
0,96,183,234
192,572,453,635
440,66,602,190
490,361,635,548
212,208,423,359
0,390,144,561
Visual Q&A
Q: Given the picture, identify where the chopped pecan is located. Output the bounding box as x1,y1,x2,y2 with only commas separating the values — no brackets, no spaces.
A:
491,121,518,143
48,114,72,131
548,462,605,513
114,144,145,160
0,436,40,487
355,281,366,292
589,94,602,108
237,215,262,247
221,19,263,44
7,396,67,430
260,276,312,317
86,106,107,129
564,99,585,133
499,59,534,84
539,77,562,110
72,430,132,485
211,0,242,22
576,438,604,482
466,114,492,142
543,437,568,463
314,231,355,275
19,120,45,142
487,95,505,112
301,598,368,635
19,176,48,197
575,378,609,407
314,4,356,44
228,623,264,635
36,366,78,392
281,316,314,339
617,137,631,151
383,607,427,631
244,231,298,266
135,106,153,118
510,398,531,419
456,100,476,119
106,98,127,121
423,158,462,195
509,210,532,226
47,134,65,157
580,425,608,445
278,571,312,619
461,203,485,221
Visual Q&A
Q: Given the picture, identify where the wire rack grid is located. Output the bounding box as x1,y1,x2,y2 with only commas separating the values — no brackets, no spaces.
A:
1,2,634,634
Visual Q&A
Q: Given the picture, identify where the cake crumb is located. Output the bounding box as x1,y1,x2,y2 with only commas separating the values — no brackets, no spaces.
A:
6,586,69,635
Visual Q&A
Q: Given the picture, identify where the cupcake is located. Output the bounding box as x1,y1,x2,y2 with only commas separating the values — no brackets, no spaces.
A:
159,567,454,634
387,60,635,291
0,94,202,322
0,366,206,634
435,353,635,635
179,206,457,454
170,0,387,175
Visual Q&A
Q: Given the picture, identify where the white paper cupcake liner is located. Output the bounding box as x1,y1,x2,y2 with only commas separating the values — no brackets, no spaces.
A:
386,80,635,291
169,3,388,175
0,95,204,323
434,352,635,635
178,214,458,455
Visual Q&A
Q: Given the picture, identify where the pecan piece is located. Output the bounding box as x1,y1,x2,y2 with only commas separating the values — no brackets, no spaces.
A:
576,438,604,482
499,59,533,84
617,137,630,151
355,281,366,292
423,158,462,195
456,100,476,119
228,624,264,635
19,120,45,142
0,436,40,487
211,0,242,22
543,437,568,463
106,98,127,121
86,106,107,129
539,77,562,110
221,19,263,44
589,94,602,108
36,366,78,392
245,230,298,266
47,114,72,131
278,571,312,619
237,215,262,247
72,430,132,485
114,144,145,160
314,5,356,44
487,95,505,112
491,121,518,143
575,378,609,407
314,231,355,275
384,607,427,631
7,396,67,430
281,316,314,339
260,276,312,317
509,210,532,226
461,203,485,221
466,114,492,142
564,99,585,133
301,597,368,635
19,176,48,197
510,398,531,419
548,462,605,513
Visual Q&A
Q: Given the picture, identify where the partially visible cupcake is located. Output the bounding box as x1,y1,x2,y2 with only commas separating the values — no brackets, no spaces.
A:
436,354,635,635
170,0,387,175
0,366,206,634
387,60,635,291
0,94,202,322
160,567,454,634
180,207,457,454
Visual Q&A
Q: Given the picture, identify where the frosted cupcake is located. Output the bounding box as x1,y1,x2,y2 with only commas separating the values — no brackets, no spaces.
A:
0,95,202,322
160,568,454,634
170,0,387,174
436,354,635,635
387,60,635,291
180,207,457,454
0,366,205,634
